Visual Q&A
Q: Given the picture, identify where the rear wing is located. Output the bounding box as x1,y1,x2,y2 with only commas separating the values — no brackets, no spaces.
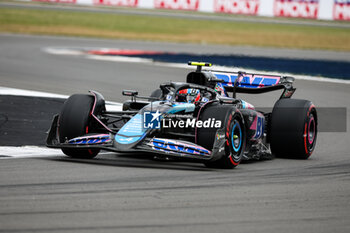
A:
187,62,296,99
213,71,296,99
214,71,281,88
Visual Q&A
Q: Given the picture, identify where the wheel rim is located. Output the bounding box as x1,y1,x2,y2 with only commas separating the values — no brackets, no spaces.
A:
231,121,242,153
308,115,316,145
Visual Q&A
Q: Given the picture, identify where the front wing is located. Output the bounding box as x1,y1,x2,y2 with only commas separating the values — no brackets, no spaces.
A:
46,115,226,161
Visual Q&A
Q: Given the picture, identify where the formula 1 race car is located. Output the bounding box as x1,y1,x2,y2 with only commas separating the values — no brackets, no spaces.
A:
47,62,317,169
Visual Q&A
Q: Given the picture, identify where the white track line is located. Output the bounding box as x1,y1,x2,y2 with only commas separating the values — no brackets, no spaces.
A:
0,146,115,159
0,86,122,159
0,86,68,99
0,146,61,159
0,86,122,111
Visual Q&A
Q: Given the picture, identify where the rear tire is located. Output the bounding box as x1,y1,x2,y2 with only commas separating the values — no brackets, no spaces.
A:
197,104,246,169
59,94,100,159
270,99,317,159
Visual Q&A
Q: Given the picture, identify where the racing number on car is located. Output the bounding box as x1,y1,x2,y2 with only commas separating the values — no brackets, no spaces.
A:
254,116,264,139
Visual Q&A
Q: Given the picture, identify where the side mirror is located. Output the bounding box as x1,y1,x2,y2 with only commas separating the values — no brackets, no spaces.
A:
122,90,138,97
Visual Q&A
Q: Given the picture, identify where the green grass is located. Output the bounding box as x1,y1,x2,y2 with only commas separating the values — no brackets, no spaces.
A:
0,7,349,51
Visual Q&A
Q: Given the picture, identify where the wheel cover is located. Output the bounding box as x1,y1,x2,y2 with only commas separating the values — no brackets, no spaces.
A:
231,121,242,153
308,115,316,145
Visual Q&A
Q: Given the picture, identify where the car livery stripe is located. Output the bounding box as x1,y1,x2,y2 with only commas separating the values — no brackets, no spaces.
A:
213,72,281,89
68,134,111,145
150,138,211,157
115,114,147,144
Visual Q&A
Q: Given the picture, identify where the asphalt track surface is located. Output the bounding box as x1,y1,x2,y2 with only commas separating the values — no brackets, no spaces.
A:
0,34,350,232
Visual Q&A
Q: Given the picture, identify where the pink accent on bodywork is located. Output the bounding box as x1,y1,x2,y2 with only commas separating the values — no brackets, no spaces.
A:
255,75,280,87
250,116,257,130
308,117,315,144
237,72,244,83
90,91,113,133
72,134,110,141
249,112,264,130
241,74,280,87
246,104,255,110
213,72,281,88
152,138,211,155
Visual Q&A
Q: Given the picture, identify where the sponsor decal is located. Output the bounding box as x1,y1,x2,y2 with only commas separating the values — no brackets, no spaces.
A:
250,115,264,139
93,0,138,7
218,146,225,152
274,0,319,19
115,135,141,144
115,114,146,144
117,137,134,142
214,83,227,96
162,117,222,129
68,134,111,144
33,0,76,3
150,138,211,156
214,0,260,15
282,89,295,98
167,103,195,114
119,114,145,135
154,0,200,10
216,132,226,141
213,72,280,88
333,0,350,20
240,100,255,110
144,110,162,129
143,111,222,129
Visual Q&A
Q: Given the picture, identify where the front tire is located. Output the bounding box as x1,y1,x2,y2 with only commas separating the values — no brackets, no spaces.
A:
59,94,100,158
197,104,246,169
270,99,317,159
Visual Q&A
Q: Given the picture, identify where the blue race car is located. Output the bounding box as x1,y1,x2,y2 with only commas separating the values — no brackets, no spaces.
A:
47,62,317,169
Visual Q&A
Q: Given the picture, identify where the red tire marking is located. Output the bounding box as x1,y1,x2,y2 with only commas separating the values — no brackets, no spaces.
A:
304,122,308,155
229,155,239,166
304,105,315,157
308,117,315,144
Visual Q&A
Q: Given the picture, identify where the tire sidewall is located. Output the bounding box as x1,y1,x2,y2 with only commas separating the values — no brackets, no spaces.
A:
304,105,317,157
58,94,100,158
270,99,317,159
224,110,245,167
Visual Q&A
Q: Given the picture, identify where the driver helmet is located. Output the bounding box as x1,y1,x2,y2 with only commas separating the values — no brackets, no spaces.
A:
177,89,201,103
